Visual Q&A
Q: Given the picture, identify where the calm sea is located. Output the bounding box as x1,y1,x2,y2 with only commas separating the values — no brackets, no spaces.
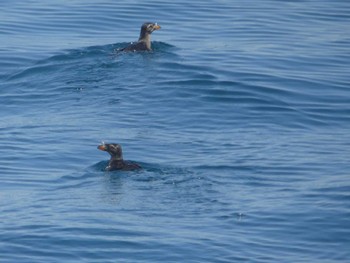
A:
1,0,350,262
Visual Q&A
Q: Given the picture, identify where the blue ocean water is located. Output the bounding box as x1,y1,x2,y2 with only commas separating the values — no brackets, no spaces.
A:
1,0,350,262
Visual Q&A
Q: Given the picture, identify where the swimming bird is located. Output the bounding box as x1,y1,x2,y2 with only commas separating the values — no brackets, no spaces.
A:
121,22,161,52
98,143,141,171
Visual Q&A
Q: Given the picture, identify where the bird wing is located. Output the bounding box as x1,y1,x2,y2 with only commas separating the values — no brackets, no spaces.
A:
121,41,149,52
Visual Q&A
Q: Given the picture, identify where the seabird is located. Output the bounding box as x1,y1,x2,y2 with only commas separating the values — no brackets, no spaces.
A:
121,22,161,52
98,143,141,171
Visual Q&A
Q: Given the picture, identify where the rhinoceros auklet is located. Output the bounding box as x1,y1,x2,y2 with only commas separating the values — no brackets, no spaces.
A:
98,143,141,171
121,22,161,52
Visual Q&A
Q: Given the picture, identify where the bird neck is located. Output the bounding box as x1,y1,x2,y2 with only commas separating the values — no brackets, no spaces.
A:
139,32,151,44
110,155,123,161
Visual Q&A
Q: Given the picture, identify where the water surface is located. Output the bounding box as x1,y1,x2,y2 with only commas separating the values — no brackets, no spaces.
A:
1,0,350,262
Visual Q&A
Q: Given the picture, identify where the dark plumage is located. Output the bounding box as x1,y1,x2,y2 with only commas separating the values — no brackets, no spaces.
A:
121,22,161,52
98,143,141,171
